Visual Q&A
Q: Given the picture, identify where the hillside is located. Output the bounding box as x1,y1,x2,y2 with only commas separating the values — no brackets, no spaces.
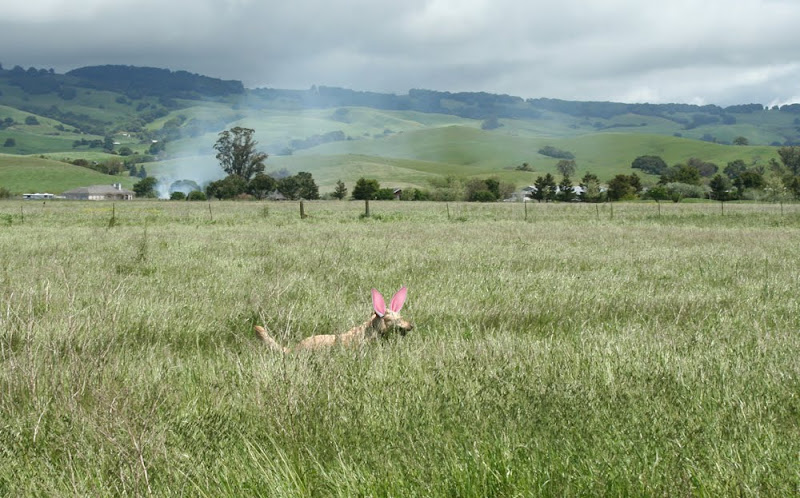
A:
0,154,136,194
0,64,795,195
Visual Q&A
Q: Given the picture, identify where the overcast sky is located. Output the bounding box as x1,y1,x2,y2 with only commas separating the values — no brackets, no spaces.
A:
2,0,800,106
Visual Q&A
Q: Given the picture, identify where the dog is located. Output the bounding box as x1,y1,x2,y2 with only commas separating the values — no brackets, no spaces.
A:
254,287,413,352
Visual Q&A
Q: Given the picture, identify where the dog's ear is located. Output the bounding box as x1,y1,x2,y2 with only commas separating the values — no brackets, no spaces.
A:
389,286,407,312
372,288,386,317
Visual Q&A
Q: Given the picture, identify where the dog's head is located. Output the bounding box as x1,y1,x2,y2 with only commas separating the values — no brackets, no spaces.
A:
371,287,413,337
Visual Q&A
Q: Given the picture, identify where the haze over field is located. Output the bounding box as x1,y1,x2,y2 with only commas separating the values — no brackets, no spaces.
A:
2,0,800,106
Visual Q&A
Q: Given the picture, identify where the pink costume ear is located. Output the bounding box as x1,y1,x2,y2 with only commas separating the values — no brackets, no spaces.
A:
389,286,407,312
372,289,386,317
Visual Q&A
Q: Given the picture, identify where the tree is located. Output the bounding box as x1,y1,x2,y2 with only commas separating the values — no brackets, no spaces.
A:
332,180,348,200
532,174,556,202
687,157,718,177
206,175,247,200
724,159,747,180
733,136,749,146
3,138,15,147
709,174,731,201
187,190,207,201
536,173,557,202
24,116,39,125
170,191,186,200
213,127,267,180
777,146,800,175
579,172,603,202
352,177,380,200
465,178,497,202
645,185,670,202
294,171,319,200
660,163,701,185
276,175,300,200
784,175,800,199
538,145,574,159
133,177,158,198
247,172,277,200
733,170,765,194
607,174,641,201
631,155,668,175
628,173,642,193
556,159,577,178
557,175,575,202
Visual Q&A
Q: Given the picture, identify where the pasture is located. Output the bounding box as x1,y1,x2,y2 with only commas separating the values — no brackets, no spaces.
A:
1,200,799,495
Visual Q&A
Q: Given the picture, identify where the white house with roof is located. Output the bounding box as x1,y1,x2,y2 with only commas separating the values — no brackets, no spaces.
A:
62,183,135,200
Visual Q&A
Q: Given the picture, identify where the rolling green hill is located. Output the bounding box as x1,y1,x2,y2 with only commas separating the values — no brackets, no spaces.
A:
0,154,136,194
0,64,796,195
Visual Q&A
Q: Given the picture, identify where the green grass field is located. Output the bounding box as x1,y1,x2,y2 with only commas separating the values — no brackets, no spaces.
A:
0,154,137,193
1,200,799,495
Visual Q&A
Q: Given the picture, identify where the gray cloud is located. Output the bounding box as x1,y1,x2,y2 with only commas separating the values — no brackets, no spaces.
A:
2,0,800,105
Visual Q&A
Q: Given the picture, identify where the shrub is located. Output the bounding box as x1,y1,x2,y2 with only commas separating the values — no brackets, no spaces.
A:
472,190,497,202
170,192,186,201
631,155,668,175
352,178,380,200
0,187,12,199
664,182,709,199
375,188,396,200
187,191,207,201
538,145,574,159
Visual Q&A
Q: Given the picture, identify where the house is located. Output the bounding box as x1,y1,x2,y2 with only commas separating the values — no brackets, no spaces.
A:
62,183,135,200
22,193,55,200
393,188,403,200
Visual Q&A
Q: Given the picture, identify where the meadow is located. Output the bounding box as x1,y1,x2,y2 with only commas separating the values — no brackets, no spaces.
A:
1,199,799,496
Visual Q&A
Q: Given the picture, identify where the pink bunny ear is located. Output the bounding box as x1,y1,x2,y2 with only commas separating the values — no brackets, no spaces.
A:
372,288,386,317
389,286,407,312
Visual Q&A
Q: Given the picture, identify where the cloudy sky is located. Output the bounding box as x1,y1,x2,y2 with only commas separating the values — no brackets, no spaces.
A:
2,0,800,106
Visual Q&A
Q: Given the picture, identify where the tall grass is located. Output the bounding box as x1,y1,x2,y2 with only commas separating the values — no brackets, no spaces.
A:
1,200,799,495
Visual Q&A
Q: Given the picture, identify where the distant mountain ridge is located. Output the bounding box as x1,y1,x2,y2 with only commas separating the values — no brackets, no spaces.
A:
2,63,800,150
66,65,245,99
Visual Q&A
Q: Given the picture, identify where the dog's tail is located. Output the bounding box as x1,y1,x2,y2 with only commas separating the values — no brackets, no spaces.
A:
254,325,289,353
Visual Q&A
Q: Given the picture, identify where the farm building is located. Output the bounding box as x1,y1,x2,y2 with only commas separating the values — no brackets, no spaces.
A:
22,193,55,200
62,183,135,201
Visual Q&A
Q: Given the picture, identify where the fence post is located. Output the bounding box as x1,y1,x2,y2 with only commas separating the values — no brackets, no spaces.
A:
364,199,370,217
300,200,307,219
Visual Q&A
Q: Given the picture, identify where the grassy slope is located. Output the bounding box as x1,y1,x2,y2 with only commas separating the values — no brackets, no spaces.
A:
298,125,779,182
0,154,136,193
0,81,792,193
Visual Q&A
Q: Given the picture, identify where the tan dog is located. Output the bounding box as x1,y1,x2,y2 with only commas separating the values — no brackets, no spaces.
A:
254,287,413,353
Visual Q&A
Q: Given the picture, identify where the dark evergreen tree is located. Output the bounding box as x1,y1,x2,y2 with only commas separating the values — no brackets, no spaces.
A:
332,180,348,200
